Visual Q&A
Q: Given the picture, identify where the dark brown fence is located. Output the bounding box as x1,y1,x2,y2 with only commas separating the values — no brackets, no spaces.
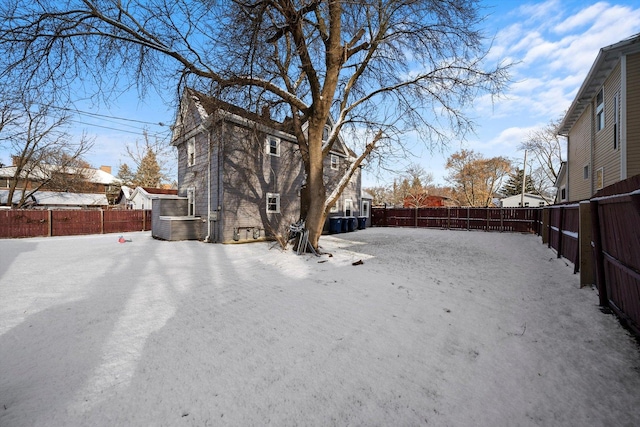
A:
591,190,640,335
371,207,541,233
546,204,580,272
0,209,152,238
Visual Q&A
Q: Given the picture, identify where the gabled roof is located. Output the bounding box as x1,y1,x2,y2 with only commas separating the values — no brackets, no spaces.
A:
500,193,547,202
174,88,354,157
559,33,640,135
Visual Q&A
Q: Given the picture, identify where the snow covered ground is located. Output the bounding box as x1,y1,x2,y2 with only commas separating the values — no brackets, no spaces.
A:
1,228,639,426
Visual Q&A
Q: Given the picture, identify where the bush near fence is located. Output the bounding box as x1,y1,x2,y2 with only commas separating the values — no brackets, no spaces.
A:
0,209,152,238
371,207,541,233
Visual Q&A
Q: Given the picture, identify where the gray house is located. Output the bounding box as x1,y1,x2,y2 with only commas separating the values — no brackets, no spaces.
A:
159,88,363,243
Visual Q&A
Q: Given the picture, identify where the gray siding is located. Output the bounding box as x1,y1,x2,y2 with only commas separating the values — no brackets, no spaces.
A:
219,122,304,242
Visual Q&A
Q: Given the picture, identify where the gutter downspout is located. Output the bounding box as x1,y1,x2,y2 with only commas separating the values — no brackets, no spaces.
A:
205,131,212,242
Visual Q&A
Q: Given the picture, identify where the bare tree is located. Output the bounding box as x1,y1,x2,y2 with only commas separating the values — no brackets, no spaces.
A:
0,99,93,207
0,0,510,248
445,149,512,207
519,118,565,201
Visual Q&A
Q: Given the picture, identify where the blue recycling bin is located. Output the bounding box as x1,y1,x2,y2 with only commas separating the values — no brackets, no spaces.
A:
357,216,367,230
341,217,349,233
329,217,342,234
347,217,357,232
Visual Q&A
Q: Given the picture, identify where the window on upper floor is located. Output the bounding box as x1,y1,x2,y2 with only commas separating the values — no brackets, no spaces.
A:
596,88,604,132
322,126,330,143
331,154,339,170
266,192,280,213
187,138,196,167
560,187,567,201
330,200,339,213
266,136,280,157
583,164,590,180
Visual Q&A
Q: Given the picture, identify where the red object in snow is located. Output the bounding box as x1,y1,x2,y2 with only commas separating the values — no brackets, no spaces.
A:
118,236,126,243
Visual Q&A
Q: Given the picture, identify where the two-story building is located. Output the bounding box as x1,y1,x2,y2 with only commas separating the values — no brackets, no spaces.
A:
556,33,640,202
165,88,363,243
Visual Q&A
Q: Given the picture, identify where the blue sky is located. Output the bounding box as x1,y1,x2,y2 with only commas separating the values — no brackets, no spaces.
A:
2,0,639,186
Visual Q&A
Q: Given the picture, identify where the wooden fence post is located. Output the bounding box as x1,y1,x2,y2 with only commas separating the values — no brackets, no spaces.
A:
590,200,608,306
578,201,594,287
500,208,504,232
486,208,490,231
143,210,146,231
557,206,564,258
100,209,104,234
48,209,53,237
447,207,450,230
467,207,470,230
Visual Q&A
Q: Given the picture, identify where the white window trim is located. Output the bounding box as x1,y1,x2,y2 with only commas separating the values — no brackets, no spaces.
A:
330,200,340,213
596,87,605,132
187,138,196,167
322,125,330,143
560,186,567,202
344,198,353,217
266,136,281,157
583,164,590,180
266,192,280,213
187,187,195,217
596,167,604,190
331,154,339,170
361,200,370,217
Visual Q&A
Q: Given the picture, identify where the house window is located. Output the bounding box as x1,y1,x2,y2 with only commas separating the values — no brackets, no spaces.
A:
596,167,604,190
524,202,530,207
187,188,195,216
330,200,339,213
596,88,604,132
187,138,196,167
539,201,545,207
583,164,590,180
266,192,280,213
266,136,280,157
322,126,330,143
331,154,339,170
344,199,353,217
361,200,369,218
560,186,566,201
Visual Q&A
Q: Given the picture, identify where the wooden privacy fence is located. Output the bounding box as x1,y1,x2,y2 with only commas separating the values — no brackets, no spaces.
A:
545,204,580,273
371,207,541,233
0,209,152,238
590,189,640,336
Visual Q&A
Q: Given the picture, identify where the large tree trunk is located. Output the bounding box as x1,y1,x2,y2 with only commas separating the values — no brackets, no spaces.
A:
300,119,328,251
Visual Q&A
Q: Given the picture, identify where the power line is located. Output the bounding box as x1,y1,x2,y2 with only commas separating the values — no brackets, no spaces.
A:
48,104,171,127
69,119,171,138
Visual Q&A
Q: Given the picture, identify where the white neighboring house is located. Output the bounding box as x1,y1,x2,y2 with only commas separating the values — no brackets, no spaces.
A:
500,193,550,208
128,187,179,210
0,189,108,209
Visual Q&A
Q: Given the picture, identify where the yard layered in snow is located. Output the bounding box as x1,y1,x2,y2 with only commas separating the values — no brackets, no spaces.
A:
1,228,639,426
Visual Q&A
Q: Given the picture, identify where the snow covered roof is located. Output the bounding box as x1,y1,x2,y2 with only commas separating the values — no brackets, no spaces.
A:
0,189,108,207
0,164,121,185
